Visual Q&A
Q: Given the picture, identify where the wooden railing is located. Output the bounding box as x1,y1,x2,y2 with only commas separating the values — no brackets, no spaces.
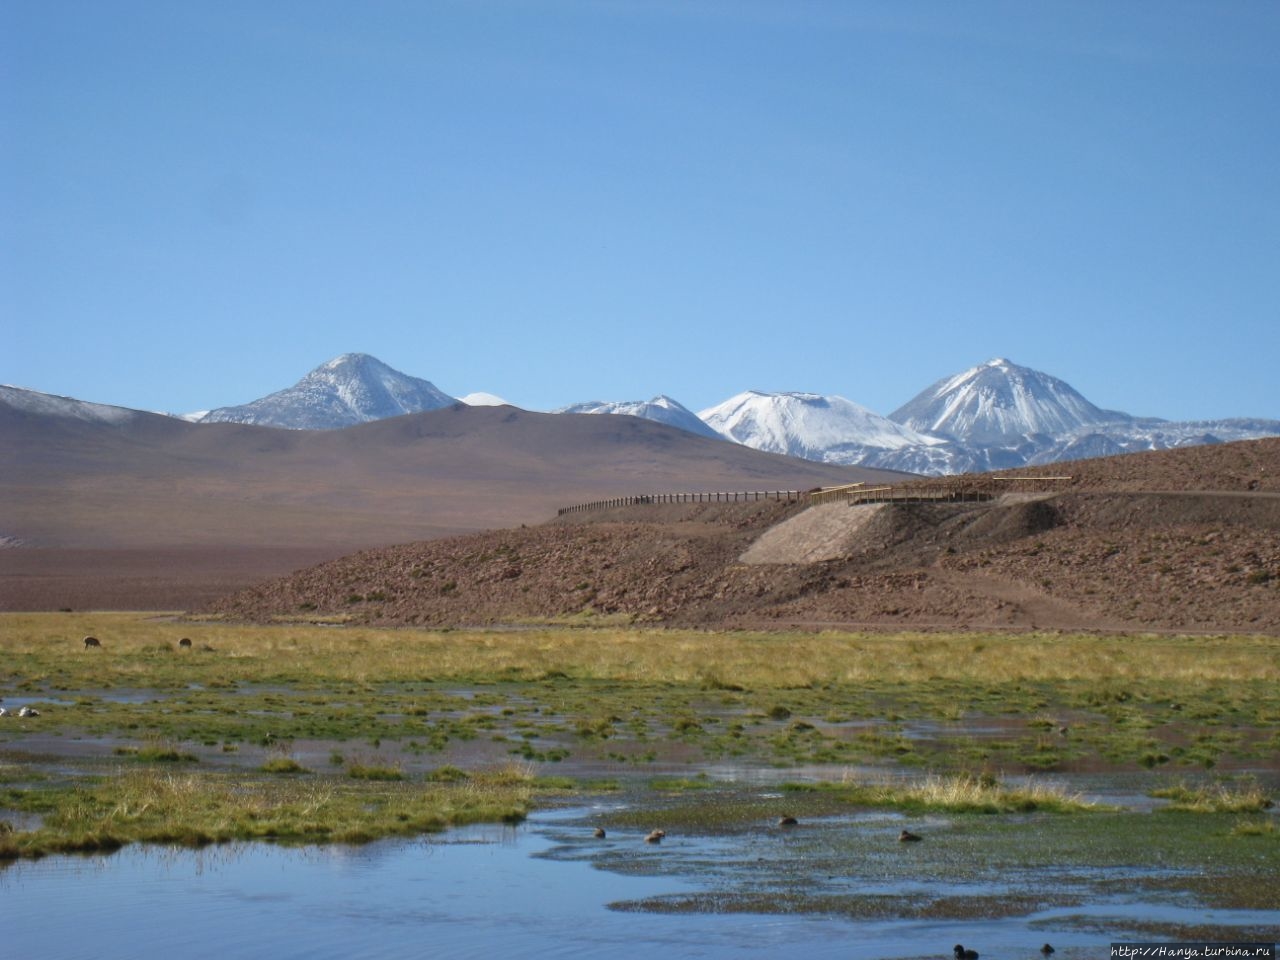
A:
810,475,1071,506
806,482,870,506
558,475,1073,515
558,489,805,516
841,485,995,505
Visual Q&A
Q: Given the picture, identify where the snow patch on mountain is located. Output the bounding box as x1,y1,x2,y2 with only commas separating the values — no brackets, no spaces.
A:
459,392,510,407
698,390,945,464
0,384,145,425
556,395,724,439
200,354,457,429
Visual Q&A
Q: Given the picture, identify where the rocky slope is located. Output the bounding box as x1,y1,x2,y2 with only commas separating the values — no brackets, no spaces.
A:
202,438,1280,635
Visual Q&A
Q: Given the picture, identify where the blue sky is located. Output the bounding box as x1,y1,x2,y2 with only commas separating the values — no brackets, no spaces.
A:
3,1,1277,421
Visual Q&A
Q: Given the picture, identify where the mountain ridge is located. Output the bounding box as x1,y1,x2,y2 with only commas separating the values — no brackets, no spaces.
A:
1,392,901,552
12,353,1280,476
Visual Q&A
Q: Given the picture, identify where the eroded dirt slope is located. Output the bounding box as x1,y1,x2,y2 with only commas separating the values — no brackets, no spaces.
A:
202,439,1280,634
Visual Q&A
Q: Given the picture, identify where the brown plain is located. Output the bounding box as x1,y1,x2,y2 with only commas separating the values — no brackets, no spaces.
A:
0,402,904,611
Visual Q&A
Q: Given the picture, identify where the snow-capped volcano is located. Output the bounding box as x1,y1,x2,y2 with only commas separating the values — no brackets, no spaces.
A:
556,395,723,440
200,354,458,429
698,390,945,465
889,357,1131,443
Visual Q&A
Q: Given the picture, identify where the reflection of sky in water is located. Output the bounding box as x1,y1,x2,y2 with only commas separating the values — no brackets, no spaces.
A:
2,812,842,960
4,808,1277,959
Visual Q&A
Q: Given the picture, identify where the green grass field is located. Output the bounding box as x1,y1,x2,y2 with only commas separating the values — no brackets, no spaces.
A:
2,613,1276,863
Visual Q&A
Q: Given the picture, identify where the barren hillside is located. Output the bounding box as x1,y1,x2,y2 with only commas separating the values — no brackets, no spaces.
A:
203,438,1280,634
1,401,904,611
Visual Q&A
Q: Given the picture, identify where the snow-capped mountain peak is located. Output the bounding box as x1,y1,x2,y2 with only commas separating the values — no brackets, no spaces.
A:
698,390,944,463
556,395,723,439
888,357,1131,443
200,353,458,430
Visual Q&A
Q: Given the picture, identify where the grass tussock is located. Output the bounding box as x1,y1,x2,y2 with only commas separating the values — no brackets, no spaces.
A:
789,773,1097,814
261,757,308,774
1150,779,1274,813
1230,819,1275,838
0,766,537,860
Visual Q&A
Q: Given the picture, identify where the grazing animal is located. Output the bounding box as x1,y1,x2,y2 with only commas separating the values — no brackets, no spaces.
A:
899,829,922,842
83,636,101,649
645,829,666,844
1041,946,1055,956
178,638,193,648
954,946,978,960
17,706,39,718
778,816,799,827
593,827,606,839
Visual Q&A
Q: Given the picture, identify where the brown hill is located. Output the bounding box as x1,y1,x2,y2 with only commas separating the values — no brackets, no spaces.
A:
203,437,1280,635
0,398,905,610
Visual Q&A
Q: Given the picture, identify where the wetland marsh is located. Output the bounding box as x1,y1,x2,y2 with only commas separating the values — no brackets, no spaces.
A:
1,613,1277,955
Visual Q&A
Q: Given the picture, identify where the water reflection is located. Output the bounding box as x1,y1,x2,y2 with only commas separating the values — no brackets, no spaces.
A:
5,807,1276,960
2,811,842,960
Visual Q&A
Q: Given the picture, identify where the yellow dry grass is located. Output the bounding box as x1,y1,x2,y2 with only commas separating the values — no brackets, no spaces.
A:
3,612,1276,690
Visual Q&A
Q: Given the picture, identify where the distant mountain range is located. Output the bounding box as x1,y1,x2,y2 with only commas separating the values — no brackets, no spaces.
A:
8,353,1280,476
699,390,946,464
0,383,892,555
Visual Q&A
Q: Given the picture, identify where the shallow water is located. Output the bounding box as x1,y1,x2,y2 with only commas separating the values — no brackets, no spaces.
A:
7,804,1276,960
4,677,1278,959
0,810,897,960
